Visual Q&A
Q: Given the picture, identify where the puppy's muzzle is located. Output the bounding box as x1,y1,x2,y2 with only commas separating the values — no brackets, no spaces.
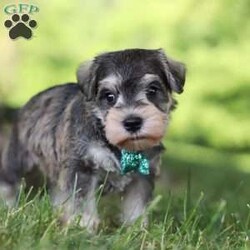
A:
123,115,143,133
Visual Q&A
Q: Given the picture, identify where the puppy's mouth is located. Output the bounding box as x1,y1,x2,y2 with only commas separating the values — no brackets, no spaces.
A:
117,134,162,151
129,136,147,141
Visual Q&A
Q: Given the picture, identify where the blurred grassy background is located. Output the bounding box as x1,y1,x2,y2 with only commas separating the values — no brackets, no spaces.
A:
0,0,249,165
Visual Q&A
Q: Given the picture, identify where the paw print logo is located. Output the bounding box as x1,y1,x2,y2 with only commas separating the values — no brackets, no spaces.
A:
4,14,37,40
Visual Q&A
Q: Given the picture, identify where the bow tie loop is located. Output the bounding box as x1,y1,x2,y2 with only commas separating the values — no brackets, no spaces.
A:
120,150,150,175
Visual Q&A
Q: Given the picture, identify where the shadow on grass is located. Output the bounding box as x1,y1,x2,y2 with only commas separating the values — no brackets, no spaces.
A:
154,140,250,226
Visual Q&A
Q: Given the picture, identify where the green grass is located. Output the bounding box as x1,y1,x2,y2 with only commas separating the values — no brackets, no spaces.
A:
0,142,249,250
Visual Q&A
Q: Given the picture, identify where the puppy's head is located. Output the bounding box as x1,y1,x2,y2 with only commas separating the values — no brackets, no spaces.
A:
77,49,186,151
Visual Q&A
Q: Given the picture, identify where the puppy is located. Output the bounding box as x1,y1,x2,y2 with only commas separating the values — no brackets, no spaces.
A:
0,48,186,232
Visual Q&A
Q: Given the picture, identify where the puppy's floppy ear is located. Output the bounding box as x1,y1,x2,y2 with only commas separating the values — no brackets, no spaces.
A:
77,60,98,100
157,49,186,94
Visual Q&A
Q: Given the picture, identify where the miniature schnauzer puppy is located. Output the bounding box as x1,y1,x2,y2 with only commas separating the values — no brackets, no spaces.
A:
0,48,186,232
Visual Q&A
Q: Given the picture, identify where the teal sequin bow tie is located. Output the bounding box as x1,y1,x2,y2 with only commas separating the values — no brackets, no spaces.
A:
120,150,150,175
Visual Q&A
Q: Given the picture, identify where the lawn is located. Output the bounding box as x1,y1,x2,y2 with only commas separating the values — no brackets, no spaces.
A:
0,142,249,250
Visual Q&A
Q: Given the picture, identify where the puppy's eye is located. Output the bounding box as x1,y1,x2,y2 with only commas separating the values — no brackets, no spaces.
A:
148,86,158,95
147,81,161,96
105,92,116,105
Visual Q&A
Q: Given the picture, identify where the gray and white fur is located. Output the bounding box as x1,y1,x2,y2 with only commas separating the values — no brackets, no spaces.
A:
0,48,186,232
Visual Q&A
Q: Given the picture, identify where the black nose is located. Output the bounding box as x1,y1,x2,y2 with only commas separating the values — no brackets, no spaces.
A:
123,116,143,133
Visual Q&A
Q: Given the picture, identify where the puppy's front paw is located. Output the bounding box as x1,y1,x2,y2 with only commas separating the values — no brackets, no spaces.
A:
0,183,16,207
80,213,100,234
59,211,100,234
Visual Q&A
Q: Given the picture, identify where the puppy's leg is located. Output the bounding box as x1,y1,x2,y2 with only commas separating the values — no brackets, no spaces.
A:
53,141,121,232
77,173,100,231
0,126,22,206
53,167,100,233
121,175,153,226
